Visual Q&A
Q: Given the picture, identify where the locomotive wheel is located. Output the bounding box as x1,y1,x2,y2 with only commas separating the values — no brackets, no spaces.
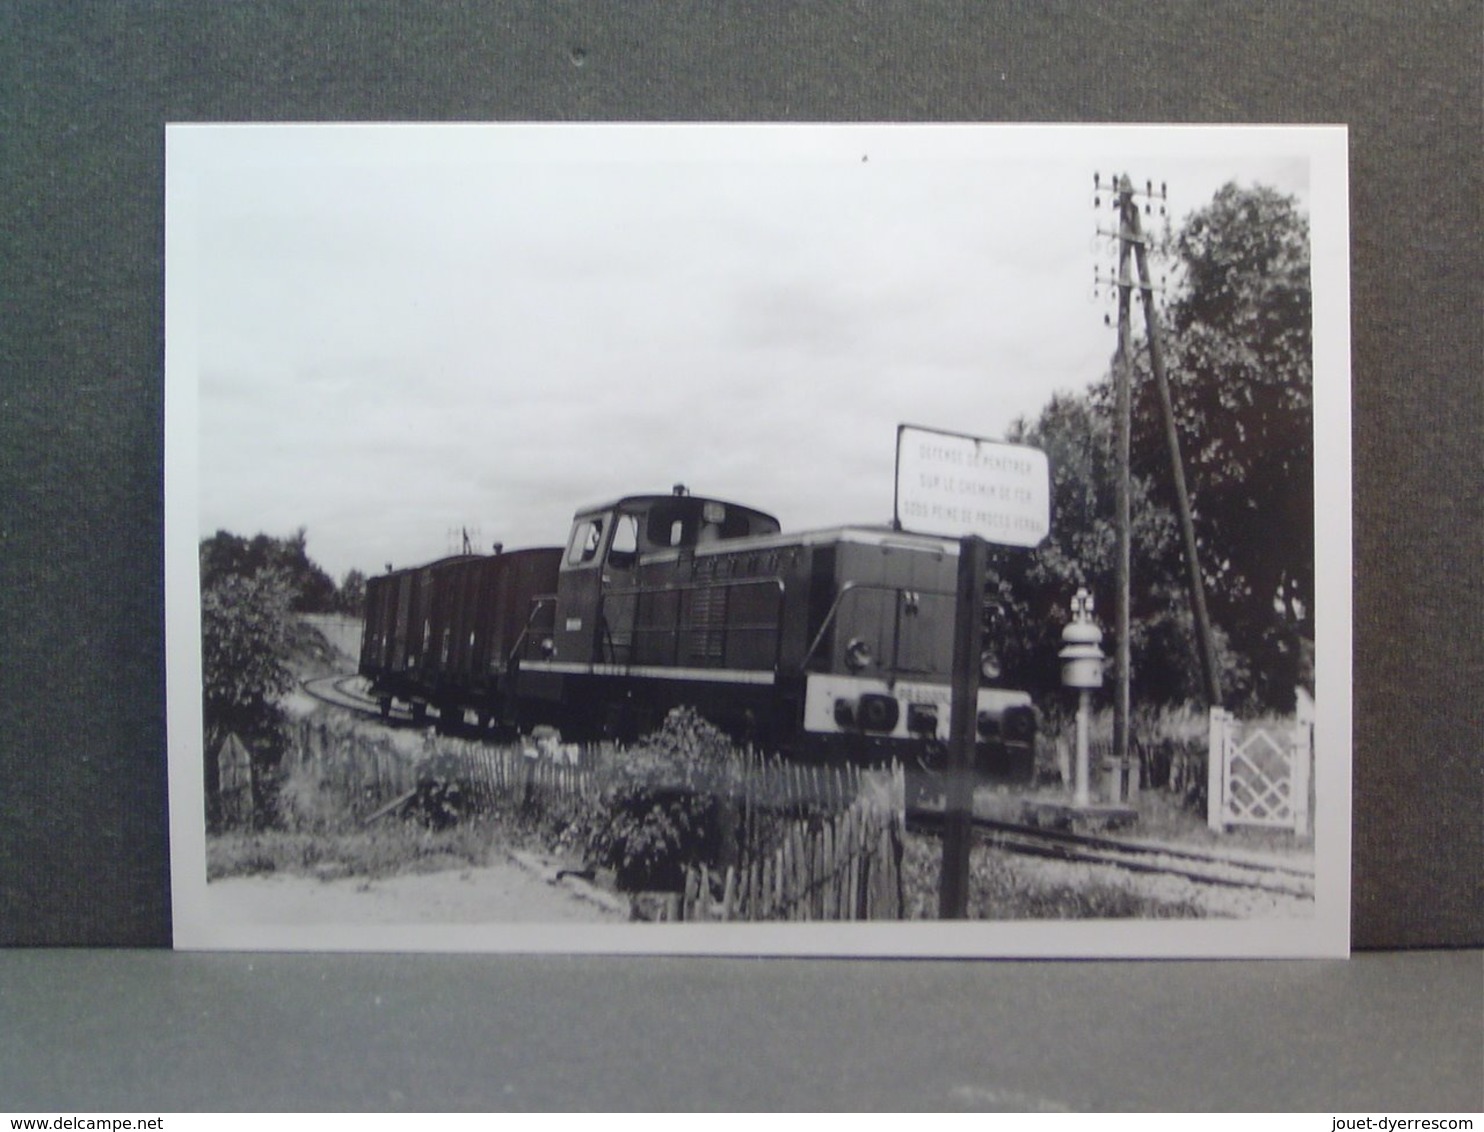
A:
410,701,428,725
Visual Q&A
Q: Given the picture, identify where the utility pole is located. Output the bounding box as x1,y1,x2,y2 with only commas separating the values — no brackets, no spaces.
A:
1127,188,1223,709
939,533,986,920
1094,172,1223,765
1113,180,1135,793
1093,174,1138,793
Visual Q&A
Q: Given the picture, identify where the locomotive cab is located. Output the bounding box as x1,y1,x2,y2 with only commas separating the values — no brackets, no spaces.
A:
550,490,781,665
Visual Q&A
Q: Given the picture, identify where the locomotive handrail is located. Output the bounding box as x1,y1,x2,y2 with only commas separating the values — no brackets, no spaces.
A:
801,581,955,671
506,594,559,666
597,575,785,599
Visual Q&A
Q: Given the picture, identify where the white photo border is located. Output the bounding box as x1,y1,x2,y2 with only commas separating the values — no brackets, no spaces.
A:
166,122,1351,957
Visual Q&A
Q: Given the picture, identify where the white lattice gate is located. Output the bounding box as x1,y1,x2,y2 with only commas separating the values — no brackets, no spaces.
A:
1207,708,1312,835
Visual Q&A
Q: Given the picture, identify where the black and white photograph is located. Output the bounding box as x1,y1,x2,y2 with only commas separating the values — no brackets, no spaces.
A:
165,123,1351,956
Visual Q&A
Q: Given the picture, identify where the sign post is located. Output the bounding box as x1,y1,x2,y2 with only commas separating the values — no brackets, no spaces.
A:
939,533,986,919
894,425,1049,919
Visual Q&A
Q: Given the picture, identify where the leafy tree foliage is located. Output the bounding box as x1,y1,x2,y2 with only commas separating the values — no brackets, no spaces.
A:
198,528,367,826
1138,183,1313,708
199,527,338,613
199,564,295,827
989,394,1216,706
991,182,1312,714
334,568,367,616
200,566,295,744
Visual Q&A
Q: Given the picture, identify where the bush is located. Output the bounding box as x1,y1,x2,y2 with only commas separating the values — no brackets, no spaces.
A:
577,707,746,891
1036,702,1210,809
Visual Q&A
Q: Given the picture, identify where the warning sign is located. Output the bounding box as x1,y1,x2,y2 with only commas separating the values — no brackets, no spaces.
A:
894,424,1050,547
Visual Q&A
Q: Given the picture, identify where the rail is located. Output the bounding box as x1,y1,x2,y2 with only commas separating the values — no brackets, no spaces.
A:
909,809,1314,898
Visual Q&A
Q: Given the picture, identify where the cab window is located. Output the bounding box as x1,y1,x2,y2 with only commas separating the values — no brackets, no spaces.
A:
608,513,640,567
566,518,605,566
647,504,694,548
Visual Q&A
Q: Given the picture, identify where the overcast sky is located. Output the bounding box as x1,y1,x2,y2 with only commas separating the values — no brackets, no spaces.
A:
170,124,1314,580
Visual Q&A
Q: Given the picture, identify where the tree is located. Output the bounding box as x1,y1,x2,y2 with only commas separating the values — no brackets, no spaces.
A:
198,527,369,826
1135,183,1314,709
199,527,338,613
199,563,296,828
335,568,367,616
989,393,1197,705
987,183,1313,715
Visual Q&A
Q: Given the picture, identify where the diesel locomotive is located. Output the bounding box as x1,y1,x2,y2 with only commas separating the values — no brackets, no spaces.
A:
359,487,1038,780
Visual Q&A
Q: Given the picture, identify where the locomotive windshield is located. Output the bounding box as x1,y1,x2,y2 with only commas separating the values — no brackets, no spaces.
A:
563,493,781,570
565,517,604,566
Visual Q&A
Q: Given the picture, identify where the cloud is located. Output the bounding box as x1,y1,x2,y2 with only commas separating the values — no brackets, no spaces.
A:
180,125,1321,578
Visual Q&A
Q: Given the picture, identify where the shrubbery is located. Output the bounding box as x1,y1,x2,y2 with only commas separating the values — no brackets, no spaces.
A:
569,708,746,891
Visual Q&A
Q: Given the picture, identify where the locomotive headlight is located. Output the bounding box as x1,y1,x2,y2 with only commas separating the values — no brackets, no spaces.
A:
845,638,874,671
540,637,556,659
979,648,1001,681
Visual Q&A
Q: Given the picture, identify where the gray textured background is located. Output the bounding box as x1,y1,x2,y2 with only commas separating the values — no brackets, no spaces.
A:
0,949,1478,1111
1,3,1479,954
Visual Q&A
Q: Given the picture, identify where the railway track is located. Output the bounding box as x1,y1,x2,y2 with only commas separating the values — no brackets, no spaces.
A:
301,674,511,737
910,809,1315,899
301,673,413,722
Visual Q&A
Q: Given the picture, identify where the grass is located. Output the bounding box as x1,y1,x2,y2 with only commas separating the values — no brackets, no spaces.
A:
207,817,508,882
900,831,1209,921
1035,702,1315,857
1124,784,1313,856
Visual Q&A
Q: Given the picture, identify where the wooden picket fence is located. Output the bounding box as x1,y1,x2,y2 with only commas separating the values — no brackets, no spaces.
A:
436,735,597,813
288,718,906,920
288,718,419,818
676,770,906,922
